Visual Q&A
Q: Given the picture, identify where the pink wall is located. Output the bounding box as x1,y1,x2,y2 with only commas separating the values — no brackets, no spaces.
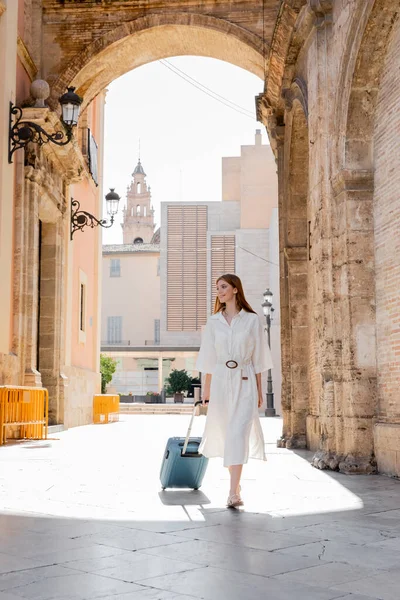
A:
70,98,101,372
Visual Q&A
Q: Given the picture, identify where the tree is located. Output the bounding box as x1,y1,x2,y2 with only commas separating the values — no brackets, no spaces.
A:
165,369,192,402
100,354,117,394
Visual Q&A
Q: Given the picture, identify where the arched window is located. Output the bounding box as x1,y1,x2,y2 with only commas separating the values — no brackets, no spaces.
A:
137,183,141,194
131,207,134,217
134,237,143,244
144,206,147,217
136,205,140,216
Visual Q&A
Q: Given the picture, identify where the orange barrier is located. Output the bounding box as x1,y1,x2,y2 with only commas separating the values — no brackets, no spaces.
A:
93,394,119,424
0,386,48,445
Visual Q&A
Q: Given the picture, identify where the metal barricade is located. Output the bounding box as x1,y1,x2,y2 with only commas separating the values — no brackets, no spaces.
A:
0,386,49,445
93,394,120,424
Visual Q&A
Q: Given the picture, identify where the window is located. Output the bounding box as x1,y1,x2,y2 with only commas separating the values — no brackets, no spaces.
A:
87,129,99,186
79,270,88,344
144,206,147,217
154,319,160,345
107,316,122,344
80,284,86,332
137,183,141,194
134,237,143,244
110,258,120,277
136,204,140,215
131,207,134,217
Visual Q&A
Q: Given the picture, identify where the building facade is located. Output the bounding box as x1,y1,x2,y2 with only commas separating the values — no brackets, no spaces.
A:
0,0,105,429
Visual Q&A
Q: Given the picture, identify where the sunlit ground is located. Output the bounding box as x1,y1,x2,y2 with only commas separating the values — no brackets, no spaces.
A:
1,416,400,600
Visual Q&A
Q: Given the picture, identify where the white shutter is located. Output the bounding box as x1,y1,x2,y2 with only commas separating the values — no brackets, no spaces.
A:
167,205,208,331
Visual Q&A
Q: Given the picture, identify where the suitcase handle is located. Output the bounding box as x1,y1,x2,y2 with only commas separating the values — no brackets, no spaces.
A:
182,390,208,455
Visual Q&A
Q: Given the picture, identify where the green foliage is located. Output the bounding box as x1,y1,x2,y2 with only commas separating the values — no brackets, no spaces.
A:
165,369,192,395
100,354,117,394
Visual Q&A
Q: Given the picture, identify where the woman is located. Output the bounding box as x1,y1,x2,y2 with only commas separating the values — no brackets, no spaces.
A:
196,274,273,508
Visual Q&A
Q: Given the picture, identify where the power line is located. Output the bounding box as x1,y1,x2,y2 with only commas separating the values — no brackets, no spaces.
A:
161,59,255,116
159,59,256,121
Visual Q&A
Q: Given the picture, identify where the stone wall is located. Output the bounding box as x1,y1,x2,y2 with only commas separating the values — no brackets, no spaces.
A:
373,17,400,477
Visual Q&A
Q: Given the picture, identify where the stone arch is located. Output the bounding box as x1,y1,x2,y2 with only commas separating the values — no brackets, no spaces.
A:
279,98,310,449
50,13,265,110
332,0,375,173
344,0,399,170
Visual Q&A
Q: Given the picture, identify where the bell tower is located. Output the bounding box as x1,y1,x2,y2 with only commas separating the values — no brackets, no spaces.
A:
122,159,155,244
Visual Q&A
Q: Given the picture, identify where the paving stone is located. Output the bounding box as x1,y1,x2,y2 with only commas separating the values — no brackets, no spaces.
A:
271,561,381,587
142,566,345,600
9,573,143,599
142,538,322,577
331,569,400,600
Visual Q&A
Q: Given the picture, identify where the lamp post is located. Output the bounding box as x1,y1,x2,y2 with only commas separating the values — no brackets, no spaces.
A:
70,188,121,240
262,288,276,417
9,84,83,163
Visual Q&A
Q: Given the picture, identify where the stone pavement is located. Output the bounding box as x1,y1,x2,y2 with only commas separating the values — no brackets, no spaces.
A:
0,415,400,600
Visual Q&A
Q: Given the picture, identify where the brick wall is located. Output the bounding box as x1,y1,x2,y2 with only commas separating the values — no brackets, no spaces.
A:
374,18,400,421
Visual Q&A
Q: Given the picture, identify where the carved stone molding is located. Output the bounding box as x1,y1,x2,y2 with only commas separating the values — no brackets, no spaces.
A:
17,36,38,81
0,1,5,17
284,246,308,262
331,168,374,197
282,76,309,119
18,107,85,183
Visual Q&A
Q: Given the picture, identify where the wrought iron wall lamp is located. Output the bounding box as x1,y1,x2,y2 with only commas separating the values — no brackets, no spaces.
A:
8,81,82,163
70,189,121,240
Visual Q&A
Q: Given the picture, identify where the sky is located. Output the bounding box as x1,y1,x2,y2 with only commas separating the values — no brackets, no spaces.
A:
102,57,265,245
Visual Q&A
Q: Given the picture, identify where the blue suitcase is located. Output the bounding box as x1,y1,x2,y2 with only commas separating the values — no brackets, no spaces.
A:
160,397,209,490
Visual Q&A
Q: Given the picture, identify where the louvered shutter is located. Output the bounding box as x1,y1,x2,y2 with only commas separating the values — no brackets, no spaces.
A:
211,235,236,310
167,205,208,331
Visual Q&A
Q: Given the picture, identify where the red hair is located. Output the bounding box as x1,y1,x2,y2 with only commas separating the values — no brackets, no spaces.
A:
214,273,256,314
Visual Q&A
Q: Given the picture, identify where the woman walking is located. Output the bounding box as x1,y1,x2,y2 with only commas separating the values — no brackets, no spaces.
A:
196,274,273,508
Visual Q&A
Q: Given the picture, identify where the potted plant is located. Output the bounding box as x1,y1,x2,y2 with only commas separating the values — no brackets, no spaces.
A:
165,369,192,403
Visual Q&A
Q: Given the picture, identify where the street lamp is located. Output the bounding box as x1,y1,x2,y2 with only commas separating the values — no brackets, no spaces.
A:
9,84,83,163
70,188,121,240
262,288,276,417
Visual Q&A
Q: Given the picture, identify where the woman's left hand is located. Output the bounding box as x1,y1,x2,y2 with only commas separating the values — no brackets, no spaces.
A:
258,395,263,408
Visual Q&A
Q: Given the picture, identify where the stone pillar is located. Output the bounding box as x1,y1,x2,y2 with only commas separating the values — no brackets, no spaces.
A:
305,2,337,466
329,169,377,473
284,247,308,448
275,127,293,445
23,168,43,387
39,218,66,425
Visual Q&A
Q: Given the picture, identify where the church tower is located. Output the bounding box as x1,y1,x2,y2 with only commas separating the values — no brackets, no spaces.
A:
122,159,155,244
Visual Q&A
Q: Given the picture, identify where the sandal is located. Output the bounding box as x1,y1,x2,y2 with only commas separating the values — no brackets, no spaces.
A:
227,493,244,508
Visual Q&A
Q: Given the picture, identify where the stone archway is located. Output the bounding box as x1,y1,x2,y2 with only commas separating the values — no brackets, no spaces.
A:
41,7,278,111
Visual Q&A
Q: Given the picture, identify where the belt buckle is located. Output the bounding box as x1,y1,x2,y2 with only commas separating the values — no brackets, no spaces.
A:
226,360,238,369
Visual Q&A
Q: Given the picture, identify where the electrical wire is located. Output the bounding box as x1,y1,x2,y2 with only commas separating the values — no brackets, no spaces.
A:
159,59,256,121
161,59,255,116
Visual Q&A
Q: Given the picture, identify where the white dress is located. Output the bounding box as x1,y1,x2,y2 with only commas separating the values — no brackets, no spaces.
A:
195,309,273,467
